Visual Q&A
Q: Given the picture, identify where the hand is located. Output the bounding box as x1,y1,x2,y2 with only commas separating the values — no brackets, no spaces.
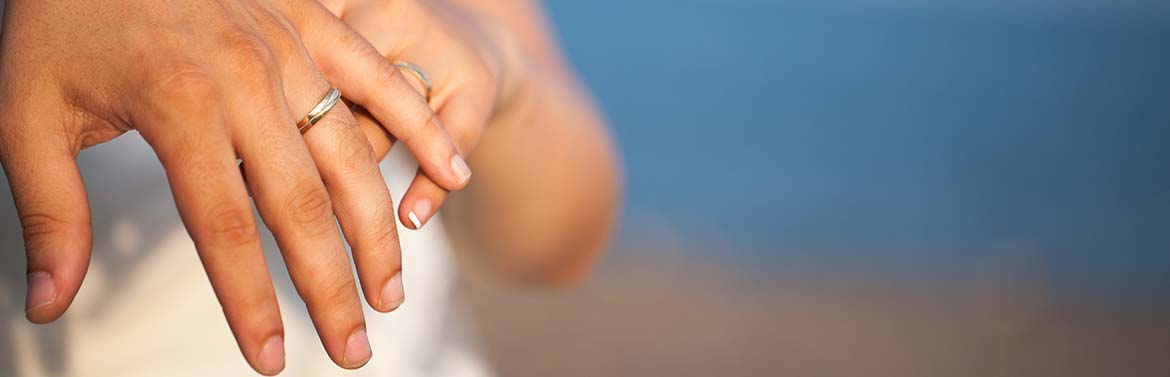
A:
0,0,469,373
320,0,526,230
327,0,619,284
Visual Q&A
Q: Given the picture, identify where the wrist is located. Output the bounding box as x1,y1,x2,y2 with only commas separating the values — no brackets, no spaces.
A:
475,11,532,118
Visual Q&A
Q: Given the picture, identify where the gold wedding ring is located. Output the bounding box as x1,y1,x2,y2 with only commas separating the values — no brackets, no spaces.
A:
394,61,432,102
297,87,341,134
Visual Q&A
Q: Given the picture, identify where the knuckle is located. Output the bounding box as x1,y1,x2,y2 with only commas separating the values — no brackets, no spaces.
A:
321,271,357,308
459,65,499,103
164,131,218,168
254,15,300,62
365,206,398,249
222,290,273,317
217,27,279,93
221,26,275,66
327,115,379,177
312,27,373,81
19,213,73,250
399,109,439,145
149,64,220,107
295,260,357,310
202,203,260,249
284,180,335,234
337,24,376,60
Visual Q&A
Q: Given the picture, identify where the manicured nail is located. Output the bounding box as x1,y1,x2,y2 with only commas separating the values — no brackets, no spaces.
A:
450,154,472,184
25,272,56,314
380,272,404,311
407,199,433,230
256,336,285,375
407,212,422,230
344,328,372,368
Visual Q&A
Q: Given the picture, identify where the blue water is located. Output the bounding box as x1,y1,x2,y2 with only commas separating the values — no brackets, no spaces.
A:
546,1,1170,297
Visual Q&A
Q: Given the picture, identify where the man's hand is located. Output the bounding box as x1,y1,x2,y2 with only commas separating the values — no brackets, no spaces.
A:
0,0,470,373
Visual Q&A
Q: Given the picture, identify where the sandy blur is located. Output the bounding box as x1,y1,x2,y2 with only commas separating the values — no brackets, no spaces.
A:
462,225,1170,377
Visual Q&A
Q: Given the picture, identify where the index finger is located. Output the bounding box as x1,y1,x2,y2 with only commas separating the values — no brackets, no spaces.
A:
286,2,473,191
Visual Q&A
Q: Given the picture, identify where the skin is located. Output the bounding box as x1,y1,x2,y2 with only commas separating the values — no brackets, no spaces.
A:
0,0,474,374
1,0,619,374
329,0,622,285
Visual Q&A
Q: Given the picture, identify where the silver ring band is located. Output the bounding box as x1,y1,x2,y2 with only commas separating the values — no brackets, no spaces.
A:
298,87,341,134
394,61,432,102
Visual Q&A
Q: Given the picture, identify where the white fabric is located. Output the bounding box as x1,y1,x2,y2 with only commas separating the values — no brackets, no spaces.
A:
0,134,492,377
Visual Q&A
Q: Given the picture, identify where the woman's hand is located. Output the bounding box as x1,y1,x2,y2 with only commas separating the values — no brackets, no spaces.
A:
320,0,526,230
0,0,469,373
323,0,619,285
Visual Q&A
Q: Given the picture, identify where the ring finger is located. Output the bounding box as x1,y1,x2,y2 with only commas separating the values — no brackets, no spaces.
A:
219,37,371,369
278,37,407,316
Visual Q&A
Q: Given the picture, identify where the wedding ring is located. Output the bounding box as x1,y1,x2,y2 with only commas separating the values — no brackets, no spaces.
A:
394,61,432,102
297,87,341,134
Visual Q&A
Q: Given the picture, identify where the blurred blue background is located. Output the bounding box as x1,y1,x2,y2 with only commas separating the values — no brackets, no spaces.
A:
547,0,1170,300
465,2,1170,375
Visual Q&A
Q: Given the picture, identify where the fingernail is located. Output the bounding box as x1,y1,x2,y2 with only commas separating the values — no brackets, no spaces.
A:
344,328,372,368
256,336,285,375
25,272,56,313
407,199,433,230
380,272,404,311
450,155,472,184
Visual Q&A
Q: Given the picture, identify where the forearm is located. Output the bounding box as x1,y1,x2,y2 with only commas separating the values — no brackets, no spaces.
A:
444,1,621,285
448,71,620,285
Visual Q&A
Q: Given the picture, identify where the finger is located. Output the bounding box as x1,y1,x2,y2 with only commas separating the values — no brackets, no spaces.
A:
352,105,395,160
398,172,447,231
218,41,370,369
399,87,492,230
131,73,284,375
288,2,473,191
276,35,404,314
0,112,92,324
